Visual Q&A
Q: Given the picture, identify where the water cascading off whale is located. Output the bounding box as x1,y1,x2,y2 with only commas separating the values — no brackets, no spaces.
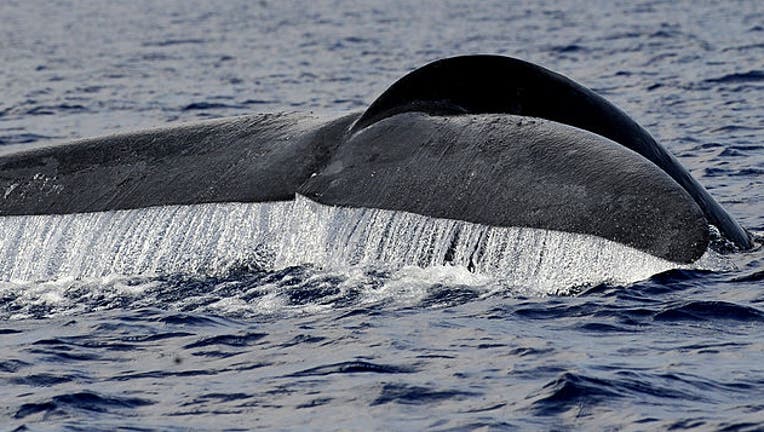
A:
0,55,753,269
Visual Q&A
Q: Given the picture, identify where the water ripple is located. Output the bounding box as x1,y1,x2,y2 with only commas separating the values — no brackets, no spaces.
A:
705,71,764,84
653,301,764,322
289,361,414,377
14,391,154,419
370,383,478,406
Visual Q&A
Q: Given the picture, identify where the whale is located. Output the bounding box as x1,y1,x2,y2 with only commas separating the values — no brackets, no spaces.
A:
0,55,752,264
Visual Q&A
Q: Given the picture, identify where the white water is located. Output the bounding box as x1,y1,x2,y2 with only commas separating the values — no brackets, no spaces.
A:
0,195,719,294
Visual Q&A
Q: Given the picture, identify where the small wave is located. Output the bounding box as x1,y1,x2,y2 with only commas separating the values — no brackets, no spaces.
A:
141,38,207,47
120,331,194,343
14,391,153,419
646,268,720,285
278,334,326,347
288,361,414,377
186,392,251,405
0,133,55,145
731,168,764,177
704,70,764,84
709,125,763,133
549,44,589,54
241,98,278,105
732,270,764,282
183,332,267,349
182,102,245,111
719,148,748,157
370,383,478,406
530,371,705,416
576,322,633,333
25,104,89,116
530,373,621,415
155,312,235,327
0,359,30,373
722,42,764,52
653,301,764,322
32,336,135,351
296,398,333,409
9,373,82,387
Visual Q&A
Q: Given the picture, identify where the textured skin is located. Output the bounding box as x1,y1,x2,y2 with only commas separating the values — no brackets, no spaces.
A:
301,113,709,263
0,113,358,213
353,55,751,250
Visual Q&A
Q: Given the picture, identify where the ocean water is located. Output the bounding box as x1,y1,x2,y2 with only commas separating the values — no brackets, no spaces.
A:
1,0,763,430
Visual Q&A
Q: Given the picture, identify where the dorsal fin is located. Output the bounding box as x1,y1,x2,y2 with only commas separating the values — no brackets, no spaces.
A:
350,55,752,250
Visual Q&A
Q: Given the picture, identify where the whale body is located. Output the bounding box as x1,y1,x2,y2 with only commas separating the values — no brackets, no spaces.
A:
0,55,752,264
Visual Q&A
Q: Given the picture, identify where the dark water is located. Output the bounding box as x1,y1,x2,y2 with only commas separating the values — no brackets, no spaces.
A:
1,1,763,430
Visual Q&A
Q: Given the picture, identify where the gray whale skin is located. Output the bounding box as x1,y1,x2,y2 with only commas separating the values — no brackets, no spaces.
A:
0,55,752,264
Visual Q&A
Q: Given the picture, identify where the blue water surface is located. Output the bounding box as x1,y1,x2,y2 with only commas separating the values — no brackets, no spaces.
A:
1,1,763,430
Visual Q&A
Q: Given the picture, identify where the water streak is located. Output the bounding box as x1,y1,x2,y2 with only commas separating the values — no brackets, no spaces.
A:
0,195,715,293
